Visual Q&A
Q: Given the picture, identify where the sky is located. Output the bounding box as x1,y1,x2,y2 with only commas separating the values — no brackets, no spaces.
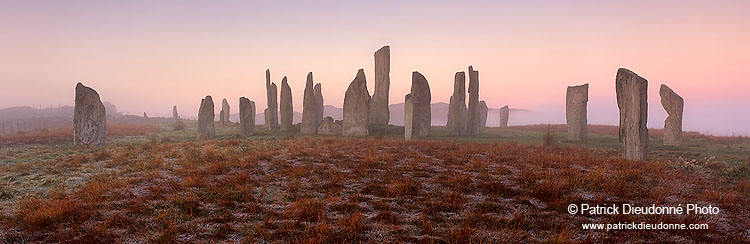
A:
1,0,748,135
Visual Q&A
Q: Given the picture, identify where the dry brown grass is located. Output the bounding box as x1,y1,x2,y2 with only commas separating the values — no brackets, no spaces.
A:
0,137,747,243
0,122,161,145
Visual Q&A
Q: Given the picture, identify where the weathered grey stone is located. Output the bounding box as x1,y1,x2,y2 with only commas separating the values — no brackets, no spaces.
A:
447,71,467,136
616,68,649,161
73,82,107,147
279,77,293,131
343,69,371,136
239,97,255,135
479,101,488,128
221,98,230,125
143,112,148,118
301,72,317,134
499,105,509,128
172,106,180,122
370,45,390,125
566,83,588,141
314,83,324,127
264,69,279,130
404,71,431,140
467,65,480,136
219,110,225,126
198,95,215,139
660,84,683,146
317,116,342,135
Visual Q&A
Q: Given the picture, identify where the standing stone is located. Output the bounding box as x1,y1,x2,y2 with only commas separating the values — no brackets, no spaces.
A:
239,97,256,135
173,105,184,130
660,84,683,146
314,83,324,127
566,84,589,141
479,101,488,128
219,111,225,126
221,98,230,124
172,106,180,122
264,69,279,130
616,68,649,161
404,71,431,140
143,112,148,118
317,116,342,135
447,72,467,136
370,45,390,125
198,95,215,139
499,105,509,127
343,69,371,136
73,82,107,147
301,72,317,134
279,77,293,131
467,65,481,136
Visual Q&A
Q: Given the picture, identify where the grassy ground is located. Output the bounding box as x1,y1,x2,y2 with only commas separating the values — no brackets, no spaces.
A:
0,122,748,243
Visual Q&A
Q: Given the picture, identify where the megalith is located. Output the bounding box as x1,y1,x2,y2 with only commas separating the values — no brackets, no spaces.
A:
73,82,107,147
314,83,324,127
370,45,390,125
301,72,317,134
343,69,371,136
499,105,509,128
479,101,488,128
221,98,230,125
660,84,683,146
566,83,589,141
616,68,649,161
198,95,216,139
239,97,255,135
404,71,431,140
447,71,467,136
467,66,480,136
317,116,342,135
279,77,293,131
264,69,279,130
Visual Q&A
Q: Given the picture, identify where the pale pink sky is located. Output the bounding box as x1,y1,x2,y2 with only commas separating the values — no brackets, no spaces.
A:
1,1,748,135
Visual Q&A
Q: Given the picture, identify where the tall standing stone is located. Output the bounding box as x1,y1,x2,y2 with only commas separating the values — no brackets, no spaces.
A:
370,45,390,125
660,84,683,146
73,82,107,147
198,95,215,139
447,71,467,136
343,69,371,136
479,101,488,128
239,97,255,135
279,77,293,131
219,111,225,126
264,69,279,130
404,71,431,140
301,72,317,134
566,83,589,141
616,68,649,161
499,105,509,127
314,83,324,127
221,98,230,125
467,65,481,136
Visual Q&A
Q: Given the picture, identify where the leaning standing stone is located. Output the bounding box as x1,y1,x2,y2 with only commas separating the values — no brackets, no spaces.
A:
566,83,588,141
198,95,215,139
660,84,683,146
616,68,649,160
239,97,255,135
73,82,107,147
343,69,371,136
